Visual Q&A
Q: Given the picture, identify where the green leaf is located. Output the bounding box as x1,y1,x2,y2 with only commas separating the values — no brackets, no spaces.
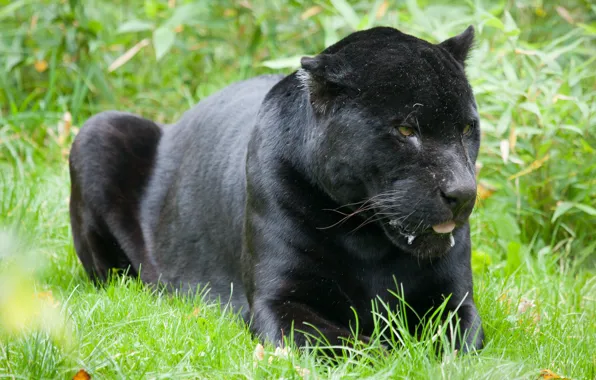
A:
573,203,596,217
505,241,522,275
553,202,596,222
118,20,155,33
164,4,204,28
5,34,23,72
552,202,575,222
330,0,360,30
503,11,520,37
472,250,492,274
483,16,505,31
87,19,103,34
494,212,520,242
580,139,595,154
496,104,512,136
260,55,303,70
577,22,596,35
515,127,543,136
152,27,176,61
520,102,542,120
559,124,584,135
363,0,386,29
322,16,339,47
0,0,28,21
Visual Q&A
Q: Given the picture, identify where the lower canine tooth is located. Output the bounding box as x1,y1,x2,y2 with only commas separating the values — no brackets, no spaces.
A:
449,233,455,247
407,235,416,245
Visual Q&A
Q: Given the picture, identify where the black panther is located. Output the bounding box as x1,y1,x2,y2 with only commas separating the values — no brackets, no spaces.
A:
69,25,484,352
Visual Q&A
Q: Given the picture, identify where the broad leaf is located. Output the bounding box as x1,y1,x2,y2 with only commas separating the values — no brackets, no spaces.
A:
152,27,176,61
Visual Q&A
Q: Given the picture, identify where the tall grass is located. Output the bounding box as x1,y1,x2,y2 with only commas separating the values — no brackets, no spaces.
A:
1,0,595,378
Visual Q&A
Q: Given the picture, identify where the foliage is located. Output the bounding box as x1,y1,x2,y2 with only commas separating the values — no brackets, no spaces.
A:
0,0,595,378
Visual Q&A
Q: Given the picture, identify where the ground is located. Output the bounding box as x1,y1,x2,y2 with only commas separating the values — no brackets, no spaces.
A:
1,1,595,379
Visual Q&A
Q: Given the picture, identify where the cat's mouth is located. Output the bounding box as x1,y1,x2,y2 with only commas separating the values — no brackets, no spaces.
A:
385,219,457,257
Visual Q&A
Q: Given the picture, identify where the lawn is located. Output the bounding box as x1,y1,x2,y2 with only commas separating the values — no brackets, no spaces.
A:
1,0,595,379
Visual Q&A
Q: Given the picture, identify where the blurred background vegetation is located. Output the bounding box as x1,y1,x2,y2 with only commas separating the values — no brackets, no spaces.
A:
0,0,594,272
1,1,595,378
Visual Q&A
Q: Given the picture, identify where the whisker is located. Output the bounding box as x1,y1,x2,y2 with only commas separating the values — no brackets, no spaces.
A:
319,189,413,231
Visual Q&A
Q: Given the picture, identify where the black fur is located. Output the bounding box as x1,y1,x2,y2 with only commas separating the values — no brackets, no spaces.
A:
69,26,483,352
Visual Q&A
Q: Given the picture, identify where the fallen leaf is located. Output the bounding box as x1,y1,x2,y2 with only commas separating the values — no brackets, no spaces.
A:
539,369,571,379
274,346,289,358
301,6,322,20
30,14,39,30
477,182,496,201
515,48,538,56
239,0,251,10
507,154,550,181
508,125,517,152
174,25,184,33
58,111,72,146
108,39,151,73
223,9,237,17
34,60,48,73
73,369,91,380
295,365,311,378
552,94,575,103
376,0,389,19
497,292,513,313
500,140,510,163
35,291,60,308
254,343,265,361
517,297,535,313
555,7,574,24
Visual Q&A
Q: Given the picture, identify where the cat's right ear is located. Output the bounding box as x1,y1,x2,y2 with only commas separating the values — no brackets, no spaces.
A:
298,54,357,114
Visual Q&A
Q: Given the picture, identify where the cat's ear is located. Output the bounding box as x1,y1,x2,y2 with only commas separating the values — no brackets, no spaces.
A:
298,54,357,113
439,25,475,65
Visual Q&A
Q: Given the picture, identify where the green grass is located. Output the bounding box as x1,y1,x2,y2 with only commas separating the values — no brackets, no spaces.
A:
1,0,595,379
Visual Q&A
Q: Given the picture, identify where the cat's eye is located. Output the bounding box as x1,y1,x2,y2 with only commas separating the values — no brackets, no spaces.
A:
397,126,415,137
462,124,473,136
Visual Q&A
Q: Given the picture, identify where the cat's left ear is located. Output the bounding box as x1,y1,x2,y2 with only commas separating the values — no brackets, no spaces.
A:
439,25,475,65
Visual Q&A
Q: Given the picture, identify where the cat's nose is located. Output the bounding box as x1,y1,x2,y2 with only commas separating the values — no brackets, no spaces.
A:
440,180,476,217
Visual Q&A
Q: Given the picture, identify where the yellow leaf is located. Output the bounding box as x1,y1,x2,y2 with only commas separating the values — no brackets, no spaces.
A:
223,9,237,17
73,369,91,380
507,154,550,181
539,369,571,379
35,290,60,308
477,182,496,201
508,125,517,152
108,39,150,73
376,0,389,19
34,60,48,73
301,6,322,20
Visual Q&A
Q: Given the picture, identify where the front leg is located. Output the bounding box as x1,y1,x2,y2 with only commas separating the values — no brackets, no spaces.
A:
250,298,374,350
452,303,484,352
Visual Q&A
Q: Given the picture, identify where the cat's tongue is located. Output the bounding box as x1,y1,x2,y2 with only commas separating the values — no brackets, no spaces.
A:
432,221,456,234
